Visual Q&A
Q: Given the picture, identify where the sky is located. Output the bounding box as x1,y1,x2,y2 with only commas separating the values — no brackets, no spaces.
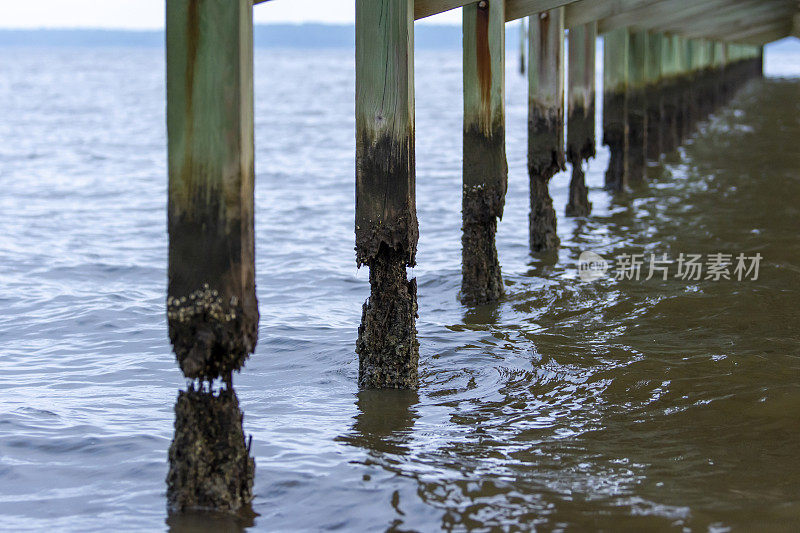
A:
0,0,461,29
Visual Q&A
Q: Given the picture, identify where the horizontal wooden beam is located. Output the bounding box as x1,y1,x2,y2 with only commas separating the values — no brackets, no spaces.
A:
415,0,474,20
724,18,793,44
678,5,793,40
505,0,579,21
596,0,744,34
565,0,657,29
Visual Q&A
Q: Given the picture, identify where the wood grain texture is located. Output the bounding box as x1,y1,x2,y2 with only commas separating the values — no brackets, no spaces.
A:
355,0,417,267
166,0,258,380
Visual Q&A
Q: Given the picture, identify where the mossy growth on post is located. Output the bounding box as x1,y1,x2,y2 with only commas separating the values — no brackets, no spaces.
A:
626,29,648,184
566,21,596,218
528,8,565,251
461,0,508,304
355,0,419,389
602,28,629,192
166,0,257,513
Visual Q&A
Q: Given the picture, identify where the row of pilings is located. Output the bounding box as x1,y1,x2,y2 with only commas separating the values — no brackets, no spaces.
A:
163,0,764,514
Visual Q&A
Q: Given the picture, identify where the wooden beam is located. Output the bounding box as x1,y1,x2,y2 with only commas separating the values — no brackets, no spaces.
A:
566,21,596,216
671,2,788,38
506,0,579,21
602,28,628,191
627,29,647,183
727,20,794,44
355,0,419,389
167,0,258,383
461,0,507,303
528,8,565,251
166,0,257,511
415,0,474,20
597,0,754,34
566,0,658,29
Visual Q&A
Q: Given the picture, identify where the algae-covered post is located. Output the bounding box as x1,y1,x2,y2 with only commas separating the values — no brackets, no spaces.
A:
565,21,596,217
626,29,648,183
462,0,508,304
645,33,663,161
165,0,256,512
602,28,629,192
355,0,419,389
528,8,565,252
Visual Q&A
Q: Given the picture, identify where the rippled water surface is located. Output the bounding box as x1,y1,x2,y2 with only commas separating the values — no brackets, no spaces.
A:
0,44,798,531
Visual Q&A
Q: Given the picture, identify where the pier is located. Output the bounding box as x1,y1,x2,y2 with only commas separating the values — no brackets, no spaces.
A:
164,0,792,512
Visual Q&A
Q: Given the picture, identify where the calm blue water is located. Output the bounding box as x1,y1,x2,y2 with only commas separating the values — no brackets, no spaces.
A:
0,41,798,531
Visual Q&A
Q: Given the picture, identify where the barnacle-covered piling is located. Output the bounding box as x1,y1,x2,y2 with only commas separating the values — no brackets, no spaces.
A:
566,22,595,217
166,0,256,512
528,9,565,250
626,29,648,183
461,0,507,304
355,0,419,389
602,28,629,192
645,33,664,161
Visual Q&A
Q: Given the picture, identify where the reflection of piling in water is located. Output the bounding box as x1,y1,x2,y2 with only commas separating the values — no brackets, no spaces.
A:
461,0,508,304
355,0,419,389
528,9,565,252
566,22,596,217
165,0,256,512
167,388,254,513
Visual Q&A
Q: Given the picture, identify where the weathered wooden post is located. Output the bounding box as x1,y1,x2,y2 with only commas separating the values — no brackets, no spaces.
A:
683,38,699,138
602,28,628,192
627,29,648,183
462,0,507,304
519,18,526,75
565,22,596,217
660,33,678,154
528,9,565,251
645,33,663,161
675,36,690,143
355,0,419,389
166,0,257,512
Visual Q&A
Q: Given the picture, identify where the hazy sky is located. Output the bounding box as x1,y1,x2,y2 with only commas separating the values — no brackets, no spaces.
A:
1,0,461,29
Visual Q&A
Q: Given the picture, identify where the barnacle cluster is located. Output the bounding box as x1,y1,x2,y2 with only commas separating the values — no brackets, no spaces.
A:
167,283,239,323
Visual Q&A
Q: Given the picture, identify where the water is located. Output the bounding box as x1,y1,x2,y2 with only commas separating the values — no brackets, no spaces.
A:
0,43,798,531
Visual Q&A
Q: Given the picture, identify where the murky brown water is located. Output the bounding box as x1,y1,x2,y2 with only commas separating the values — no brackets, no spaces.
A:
0,45,798,531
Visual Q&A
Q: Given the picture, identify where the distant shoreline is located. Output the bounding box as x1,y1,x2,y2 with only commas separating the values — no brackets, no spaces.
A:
0,24,471,49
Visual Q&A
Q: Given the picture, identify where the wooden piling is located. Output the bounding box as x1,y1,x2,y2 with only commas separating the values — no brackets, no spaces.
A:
462,0,507,304
602,28,628,192
626,29,648,183
355,0,419,389
166,0,256,511
528,8,565,251
659,34,675,154
645,33,663,161
565,22,596,217
519,18,526,75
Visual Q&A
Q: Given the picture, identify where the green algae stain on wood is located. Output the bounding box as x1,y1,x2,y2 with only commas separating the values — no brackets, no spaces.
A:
462,0,508,304
355,0,419,390
166,0,258,381
355,0,417,268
